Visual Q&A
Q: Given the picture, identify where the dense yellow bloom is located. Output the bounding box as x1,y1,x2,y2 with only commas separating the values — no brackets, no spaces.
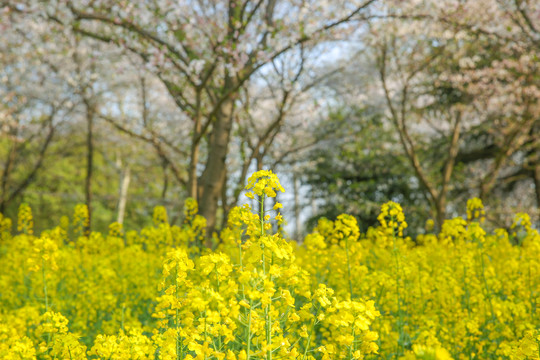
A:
509,330,540,360
0,171,539,360
89,327,154,360
0,322,36,360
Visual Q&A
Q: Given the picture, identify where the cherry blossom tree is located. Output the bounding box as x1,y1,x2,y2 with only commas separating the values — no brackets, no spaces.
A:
368,0,540,227
27,0,378,239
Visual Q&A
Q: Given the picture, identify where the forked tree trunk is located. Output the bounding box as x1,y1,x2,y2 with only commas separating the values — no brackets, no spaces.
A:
198,92,235,246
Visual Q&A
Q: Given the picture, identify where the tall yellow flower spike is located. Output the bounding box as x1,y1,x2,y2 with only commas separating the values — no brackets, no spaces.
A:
17,203,34,235
245,170,285,199
378,201,408,237
466,197,486,223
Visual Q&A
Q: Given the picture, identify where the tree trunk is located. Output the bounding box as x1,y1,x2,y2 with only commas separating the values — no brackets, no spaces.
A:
435,196,446,231
188,122,201,199
435,113,461,230
256,152,264,172
198,92,235,246
188,92,202,199
117,166,131,224
1,118,55,213
0,144,16,214
161,162,169,199
533,164,540,228
85,101,94,232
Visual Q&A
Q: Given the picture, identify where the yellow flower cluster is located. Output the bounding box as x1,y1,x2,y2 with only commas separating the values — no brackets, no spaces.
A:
466,197,486,223
0,212,11,243
17,203,34,235
377,201,408,238
509,330,540,360
27,234,59,273
0,170,539,360
245,170,285,199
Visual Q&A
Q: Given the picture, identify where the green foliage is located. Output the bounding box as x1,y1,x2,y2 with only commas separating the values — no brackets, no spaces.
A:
0,126,180,234
305,107,429,233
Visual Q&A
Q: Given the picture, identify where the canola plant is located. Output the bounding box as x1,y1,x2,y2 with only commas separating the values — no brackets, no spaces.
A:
0,170,539,360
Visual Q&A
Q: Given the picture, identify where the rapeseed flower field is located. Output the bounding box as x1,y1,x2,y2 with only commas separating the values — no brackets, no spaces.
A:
0,170,539,359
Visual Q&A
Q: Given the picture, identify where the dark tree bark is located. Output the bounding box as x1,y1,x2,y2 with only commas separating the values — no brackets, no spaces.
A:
0,114,56,213
198,89,236,245
84,99,94,232
534,164,540,227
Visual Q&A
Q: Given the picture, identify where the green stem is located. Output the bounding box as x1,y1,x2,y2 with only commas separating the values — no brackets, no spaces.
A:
202,311,208,360
529,263,536,317
267,306,272,360
239,243,246,299
349,329,355,360
214,267,223,351
345,237,354,300
42,257,49,312
261,199,267,276
246,300,253,360
259,195,272,360
302,318,317,360
175,263,182,360
302,334,313,360
260,197,265,238
391,216,403,358
121,304,125,332
477,242,495,322
204,312,208,360
240,238,251,359
41,257,52,354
